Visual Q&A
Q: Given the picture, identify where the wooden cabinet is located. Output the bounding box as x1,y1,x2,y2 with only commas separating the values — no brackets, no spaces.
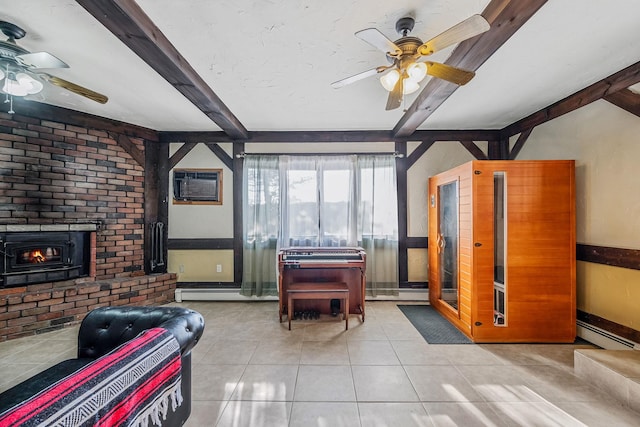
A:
428,160,576,343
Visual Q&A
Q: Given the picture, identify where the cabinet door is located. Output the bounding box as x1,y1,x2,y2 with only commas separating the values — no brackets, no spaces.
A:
436,180,459,311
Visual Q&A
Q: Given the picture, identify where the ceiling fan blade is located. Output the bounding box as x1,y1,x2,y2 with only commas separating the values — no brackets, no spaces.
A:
16,52,69,69
425,62,475,85
355,28,402,56
331,66,389,89
417,14,490,56
385,76,403,110
43,74,108,104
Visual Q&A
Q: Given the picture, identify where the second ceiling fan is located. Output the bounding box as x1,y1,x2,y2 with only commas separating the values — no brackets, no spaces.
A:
332,14,490,110
0,20,108,114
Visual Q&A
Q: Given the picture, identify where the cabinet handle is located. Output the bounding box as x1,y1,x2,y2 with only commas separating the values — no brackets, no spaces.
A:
436,233,446,253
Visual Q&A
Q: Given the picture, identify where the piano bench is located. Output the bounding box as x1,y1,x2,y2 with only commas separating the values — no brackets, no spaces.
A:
286,282,349,331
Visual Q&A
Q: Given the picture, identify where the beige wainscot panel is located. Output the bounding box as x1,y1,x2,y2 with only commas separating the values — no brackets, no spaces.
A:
407,248,428,282
168,249,234,282
577,261,640,330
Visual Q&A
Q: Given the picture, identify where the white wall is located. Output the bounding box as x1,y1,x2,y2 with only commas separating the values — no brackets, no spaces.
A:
515,100,640,330
168,143,234,239
515,99,640,247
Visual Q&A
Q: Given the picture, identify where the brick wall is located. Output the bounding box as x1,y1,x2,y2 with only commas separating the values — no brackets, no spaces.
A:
0,273,177,341
0,111,175,341
0,112,145,278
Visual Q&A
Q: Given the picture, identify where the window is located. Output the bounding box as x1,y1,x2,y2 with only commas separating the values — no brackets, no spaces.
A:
493,171,507,326
242,154,399,297
286,168,320,245
173,169,222,205
283,157,356,247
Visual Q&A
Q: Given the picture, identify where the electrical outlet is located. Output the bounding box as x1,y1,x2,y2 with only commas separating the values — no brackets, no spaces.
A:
216,264,222,273
179,264,184,273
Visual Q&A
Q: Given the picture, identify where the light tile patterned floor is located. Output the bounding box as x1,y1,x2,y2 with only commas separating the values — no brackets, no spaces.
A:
1,301,639,426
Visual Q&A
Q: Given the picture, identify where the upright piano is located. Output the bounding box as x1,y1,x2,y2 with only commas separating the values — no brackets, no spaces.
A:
278,247,366,322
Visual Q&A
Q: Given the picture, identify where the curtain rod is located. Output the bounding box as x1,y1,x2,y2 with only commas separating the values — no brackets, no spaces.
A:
235,152,404,158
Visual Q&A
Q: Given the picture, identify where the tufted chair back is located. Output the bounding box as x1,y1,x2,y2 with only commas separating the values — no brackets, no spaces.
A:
77,306,205,359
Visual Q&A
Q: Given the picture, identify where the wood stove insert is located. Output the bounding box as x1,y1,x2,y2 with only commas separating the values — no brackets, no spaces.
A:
1,231,90,288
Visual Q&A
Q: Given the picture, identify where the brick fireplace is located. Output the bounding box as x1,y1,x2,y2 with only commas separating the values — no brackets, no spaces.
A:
0,111,175,341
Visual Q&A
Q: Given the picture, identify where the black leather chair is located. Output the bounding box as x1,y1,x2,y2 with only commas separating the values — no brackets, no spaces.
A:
0,306,205,426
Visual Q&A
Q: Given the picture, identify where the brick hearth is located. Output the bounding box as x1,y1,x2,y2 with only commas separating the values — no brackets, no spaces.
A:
0,273,176,341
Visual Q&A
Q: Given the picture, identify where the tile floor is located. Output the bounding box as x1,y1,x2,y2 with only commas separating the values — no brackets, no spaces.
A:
1,301,639,426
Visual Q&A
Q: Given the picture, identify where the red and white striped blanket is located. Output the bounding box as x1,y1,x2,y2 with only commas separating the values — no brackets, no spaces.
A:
0,327,182,427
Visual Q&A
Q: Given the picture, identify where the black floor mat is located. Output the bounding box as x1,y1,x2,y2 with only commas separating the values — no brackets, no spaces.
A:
398,304,472,344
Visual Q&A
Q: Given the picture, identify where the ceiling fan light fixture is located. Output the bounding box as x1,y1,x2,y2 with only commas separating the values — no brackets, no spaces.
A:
16,72,43,94
2,76,27,97
334,14,490,111
1,70,43,96
407,62,427,83
402,79,420,95
380,69,400,91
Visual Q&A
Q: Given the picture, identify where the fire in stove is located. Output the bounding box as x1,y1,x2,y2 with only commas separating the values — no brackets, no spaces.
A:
18,247,61,264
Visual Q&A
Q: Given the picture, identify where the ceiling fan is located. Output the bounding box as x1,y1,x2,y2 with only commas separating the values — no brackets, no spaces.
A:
331,14,490,110
0,20,108,113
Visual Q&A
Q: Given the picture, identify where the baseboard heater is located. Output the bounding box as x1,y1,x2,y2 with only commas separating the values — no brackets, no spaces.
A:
174,288,427,303
175,288,279,302
576,320,639,350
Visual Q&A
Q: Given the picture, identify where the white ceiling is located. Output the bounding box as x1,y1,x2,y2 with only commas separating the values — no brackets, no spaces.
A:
2,0,640,133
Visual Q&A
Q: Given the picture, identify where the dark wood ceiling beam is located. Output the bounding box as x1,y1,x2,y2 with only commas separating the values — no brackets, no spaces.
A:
604,88,640,118
76,0,248,140
159,129,500,144
393,0,548,137
168,141,233,170
205,143,234,171
160,132,232,144
168,142,197,170
487,139,508,160
161,130,390,143
239,130,395,143
407,139,436,168
502,61,640,137
108,131,145,166
460,140,488,160
508,128,533,160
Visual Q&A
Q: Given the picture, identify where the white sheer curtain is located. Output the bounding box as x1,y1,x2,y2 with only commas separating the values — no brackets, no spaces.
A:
319,156,358,247
357,155,399,296
241,154,398,296
241,156,280,296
